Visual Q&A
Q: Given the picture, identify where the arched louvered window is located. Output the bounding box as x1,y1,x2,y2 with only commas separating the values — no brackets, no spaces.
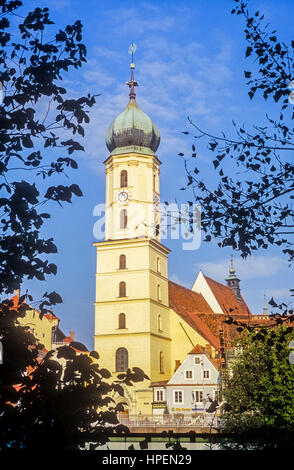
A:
158,314,162,332
120,170,128,188
157,284,161,301
160,351,164,374
118,313,126,329
119,281,126,298
116,347,128,372
120,209,127,229
119,254,126,269
157,257,161,273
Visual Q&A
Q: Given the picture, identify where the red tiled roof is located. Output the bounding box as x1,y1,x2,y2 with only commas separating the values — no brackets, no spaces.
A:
168,281,220,349
44,312,58,321
169,280,213,314
9,294,59,321
189,344,205,354
9,294,21,309
203,275,251,316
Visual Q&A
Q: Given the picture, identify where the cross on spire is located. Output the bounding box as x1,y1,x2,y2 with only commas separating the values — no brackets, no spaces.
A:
126,43,138,100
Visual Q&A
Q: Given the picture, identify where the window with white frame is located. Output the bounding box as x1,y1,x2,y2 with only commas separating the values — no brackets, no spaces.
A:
194,356,201,364
203,369,210,379
185,369,193,380
192,390,203,403
155,389,164,402
174,390,183,404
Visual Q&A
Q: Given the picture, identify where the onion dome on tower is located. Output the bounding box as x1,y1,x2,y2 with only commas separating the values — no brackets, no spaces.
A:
105,44,160,156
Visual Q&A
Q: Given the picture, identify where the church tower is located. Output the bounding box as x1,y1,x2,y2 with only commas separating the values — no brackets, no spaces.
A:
93,49,171,415
225,255,241,301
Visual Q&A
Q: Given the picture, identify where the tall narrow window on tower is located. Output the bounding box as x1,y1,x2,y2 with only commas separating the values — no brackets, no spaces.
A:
160,351,164,373
120,170,128,188
116,347,128,372
157,284,161,301
120,209,128,229
157,257,161,273
119,281,126,297
118,313,126,329
119,254,126,269
158,314,162,332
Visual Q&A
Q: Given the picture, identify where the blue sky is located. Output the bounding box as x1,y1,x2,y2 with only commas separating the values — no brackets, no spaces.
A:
21,0,293,349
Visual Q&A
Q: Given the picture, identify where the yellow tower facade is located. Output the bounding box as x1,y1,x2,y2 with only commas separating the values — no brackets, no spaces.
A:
94,56,171,414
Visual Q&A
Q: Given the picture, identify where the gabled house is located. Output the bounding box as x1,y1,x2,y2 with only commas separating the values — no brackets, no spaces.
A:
151,344,221,419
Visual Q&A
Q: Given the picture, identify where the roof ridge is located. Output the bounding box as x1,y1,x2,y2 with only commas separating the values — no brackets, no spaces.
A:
203,273,252,316
168,279,207,299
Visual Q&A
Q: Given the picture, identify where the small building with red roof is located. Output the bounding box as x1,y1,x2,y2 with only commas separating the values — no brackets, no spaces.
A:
151,343,220,419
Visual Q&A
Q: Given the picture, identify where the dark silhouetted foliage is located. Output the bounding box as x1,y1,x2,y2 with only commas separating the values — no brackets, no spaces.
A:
181,0,294,265
0,0,148,450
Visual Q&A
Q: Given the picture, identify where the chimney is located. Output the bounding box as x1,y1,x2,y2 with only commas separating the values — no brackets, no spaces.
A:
70,331,75,341
174,360,181,373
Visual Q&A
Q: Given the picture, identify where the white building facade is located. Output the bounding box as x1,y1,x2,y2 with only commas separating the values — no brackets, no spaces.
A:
152,345,220,419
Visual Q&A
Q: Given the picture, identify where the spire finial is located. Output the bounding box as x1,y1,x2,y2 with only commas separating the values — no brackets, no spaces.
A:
230,254,235,274
126,43,138,100
263,291,268,315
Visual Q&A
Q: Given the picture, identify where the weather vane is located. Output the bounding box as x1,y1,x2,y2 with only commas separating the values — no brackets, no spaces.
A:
128,43,137,65
126,43,138,99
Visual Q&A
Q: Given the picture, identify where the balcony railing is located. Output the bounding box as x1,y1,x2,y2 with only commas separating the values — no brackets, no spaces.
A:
118,413,221,428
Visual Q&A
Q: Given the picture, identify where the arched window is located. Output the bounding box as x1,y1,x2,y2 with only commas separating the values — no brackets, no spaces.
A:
157,284,161,301
119,281,126,298
118,313,126,329
160,351,164,374
119,254,126,269
116,348,128,372
158,314,162,332
120,209,127,229
120,170,128,188
157,257,161,273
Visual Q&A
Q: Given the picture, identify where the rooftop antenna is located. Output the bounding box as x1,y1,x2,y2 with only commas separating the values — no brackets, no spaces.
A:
126,43,138,100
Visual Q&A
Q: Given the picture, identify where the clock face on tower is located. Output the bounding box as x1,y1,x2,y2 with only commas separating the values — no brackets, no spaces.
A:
116,190,131,205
